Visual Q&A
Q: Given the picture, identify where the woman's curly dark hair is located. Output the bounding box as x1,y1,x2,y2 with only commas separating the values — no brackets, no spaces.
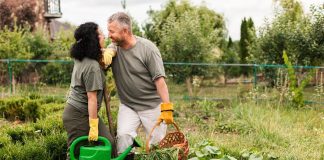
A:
70,22,103,62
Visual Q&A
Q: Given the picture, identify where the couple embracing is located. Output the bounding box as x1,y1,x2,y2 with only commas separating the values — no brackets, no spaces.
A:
62,12,174,160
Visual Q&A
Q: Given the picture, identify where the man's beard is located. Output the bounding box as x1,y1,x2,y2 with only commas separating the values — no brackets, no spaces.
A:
113,38,125,46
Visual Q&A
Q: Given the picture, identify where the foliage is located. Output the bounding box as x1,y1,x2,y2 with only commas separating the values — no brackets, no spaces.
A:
282,51,315,108
44,132,68,160
0,22,75,84
51,27,76,59
33,113,64,136
219,37,241,82
0,132,11,149
239,17,256,76
0,95,64,122
144,0,226,95
5,125,35,144
145,0,226,48
0,85,324,159
0,97,26,121
0,99,66,160
26,29,54,59
255,1,323,66
0,0,38,30
131,16,142,37
22,99,42,122
159,11,213,82
40,62,73,84
0,133,66,160
135,147,180,160
0,25,32,59
188,140,236,160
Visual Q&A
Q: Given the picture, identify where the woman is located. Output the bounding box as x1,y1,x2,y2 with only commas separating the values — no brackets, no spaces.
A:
62,22,116,159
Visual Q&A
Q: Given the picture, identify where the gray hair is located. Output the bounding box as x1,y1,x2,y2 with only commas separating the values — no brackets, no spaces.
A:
108,12,132,33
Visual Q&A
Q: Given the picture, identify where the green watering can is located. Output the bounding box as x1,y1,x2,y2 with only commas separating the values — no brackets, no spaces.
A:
70,136,140,160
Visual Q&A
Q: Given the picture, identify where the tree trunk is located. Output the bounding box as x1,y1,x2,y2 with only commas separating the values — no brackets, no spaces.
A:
224,72,227,86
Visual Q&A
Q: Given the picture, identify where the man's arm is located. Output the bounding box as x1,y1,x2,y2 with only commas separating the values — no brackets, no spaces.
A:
155,77,174,124
154,77,170,103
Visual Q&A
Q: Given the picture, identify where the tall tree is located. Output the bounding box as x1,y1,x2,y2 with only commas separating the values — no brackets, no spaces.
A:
150,0,226,95
220,37,240,84
239,17,255,76
253,0,323,86
256,0,323,66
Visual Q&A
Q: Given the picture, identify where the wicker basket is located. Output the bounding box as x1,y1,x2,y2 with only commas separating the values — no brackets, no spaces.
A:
146,121,189,160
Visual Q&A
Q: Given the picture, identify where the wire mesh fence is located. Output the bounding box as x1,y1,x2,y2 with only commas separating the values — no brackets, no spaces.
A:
0,59,323,105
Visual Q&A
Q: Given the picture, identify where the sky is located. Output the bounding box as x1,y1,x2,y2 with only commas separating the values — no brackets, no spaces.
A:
58,0,323,40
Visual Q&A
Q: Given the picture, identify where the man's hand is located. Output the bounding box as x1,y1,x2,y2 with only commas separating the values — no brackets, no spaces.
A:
88,118,99,141
158,102,174,124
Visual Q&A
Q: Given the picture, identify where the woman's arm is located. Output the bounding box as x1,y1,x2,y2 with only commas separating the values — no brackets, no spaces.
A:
87,91,98,118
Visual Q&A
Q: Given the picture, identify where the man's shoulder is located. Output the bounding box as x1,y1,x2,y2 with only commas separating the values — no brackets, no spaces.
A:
136,36,158,51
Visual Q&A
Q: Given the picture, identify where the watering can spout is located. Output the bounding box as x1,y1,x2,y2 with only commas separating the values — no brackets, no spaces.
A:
113,140,141,160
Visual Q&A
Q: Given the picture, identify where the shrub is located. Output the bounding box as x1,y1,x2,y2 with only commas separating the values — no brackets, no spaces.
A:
41,95,66,104
32,113,64,136
0,132,11,148
44,132,67,160
5,125,35,144
23,99,43,122
0,137,51,160
28,93,40,100
41,103,65,113
0,97,26,120
40,62,72,85
283,51,315,108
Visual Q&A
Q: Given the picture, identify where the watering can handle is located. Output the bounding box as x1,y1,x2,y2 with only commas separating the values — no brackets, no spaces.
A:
69,136,111,160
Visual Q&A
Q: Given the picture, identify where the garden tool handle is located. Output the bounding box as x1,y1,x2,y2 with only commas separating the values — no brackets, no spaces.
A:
69,136,111,160
103,85,115,137
145,121,180,153
103,83,118,157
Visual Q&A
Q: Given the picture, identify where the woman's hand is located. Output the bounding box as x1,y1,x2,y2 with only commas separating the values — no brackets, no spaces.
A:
102,48,117,68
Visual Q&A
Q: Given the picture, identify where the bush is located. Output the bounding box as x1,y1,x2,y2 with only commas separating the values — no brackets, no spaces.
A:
41,103,65,113
23,99,43,122
5,125,35,144
32,113,64,136
0,132,11,148
0,123,66,160
40,62,72,85
0,95,64,122
41,95,66,104
28,93,41,100
0,98,26,120
0,137,51,160
44,132,67,160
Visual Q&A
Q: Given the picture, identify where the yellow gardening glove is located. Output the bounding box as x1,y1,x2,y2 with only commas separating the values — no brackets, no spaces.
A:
158,102,174,124
88,118,99,141
103,48,116,68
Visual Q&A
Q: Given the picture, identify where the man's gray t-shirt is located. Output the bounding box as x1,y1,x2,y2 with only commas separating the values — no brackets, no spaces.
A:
67,58,105,112
111,36,166,111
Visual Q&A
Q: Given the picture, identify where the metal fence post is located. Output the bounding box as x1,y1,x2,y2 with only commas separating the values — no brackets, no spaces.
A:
253,64,257,87
7,59,13,94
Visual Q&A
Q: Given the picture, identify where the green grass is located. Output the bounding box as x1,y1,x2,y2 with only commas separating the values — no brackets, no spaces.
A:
1,84,323,159
175,100,324,159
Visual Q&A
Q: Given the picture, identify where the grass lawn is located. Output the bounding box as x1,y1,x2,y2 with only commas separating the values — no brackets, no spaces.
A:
0,84,323,159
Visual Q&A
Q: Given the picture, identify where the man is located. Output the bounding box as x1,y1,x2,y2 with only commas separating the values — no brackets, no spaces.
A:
106,12,174,159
